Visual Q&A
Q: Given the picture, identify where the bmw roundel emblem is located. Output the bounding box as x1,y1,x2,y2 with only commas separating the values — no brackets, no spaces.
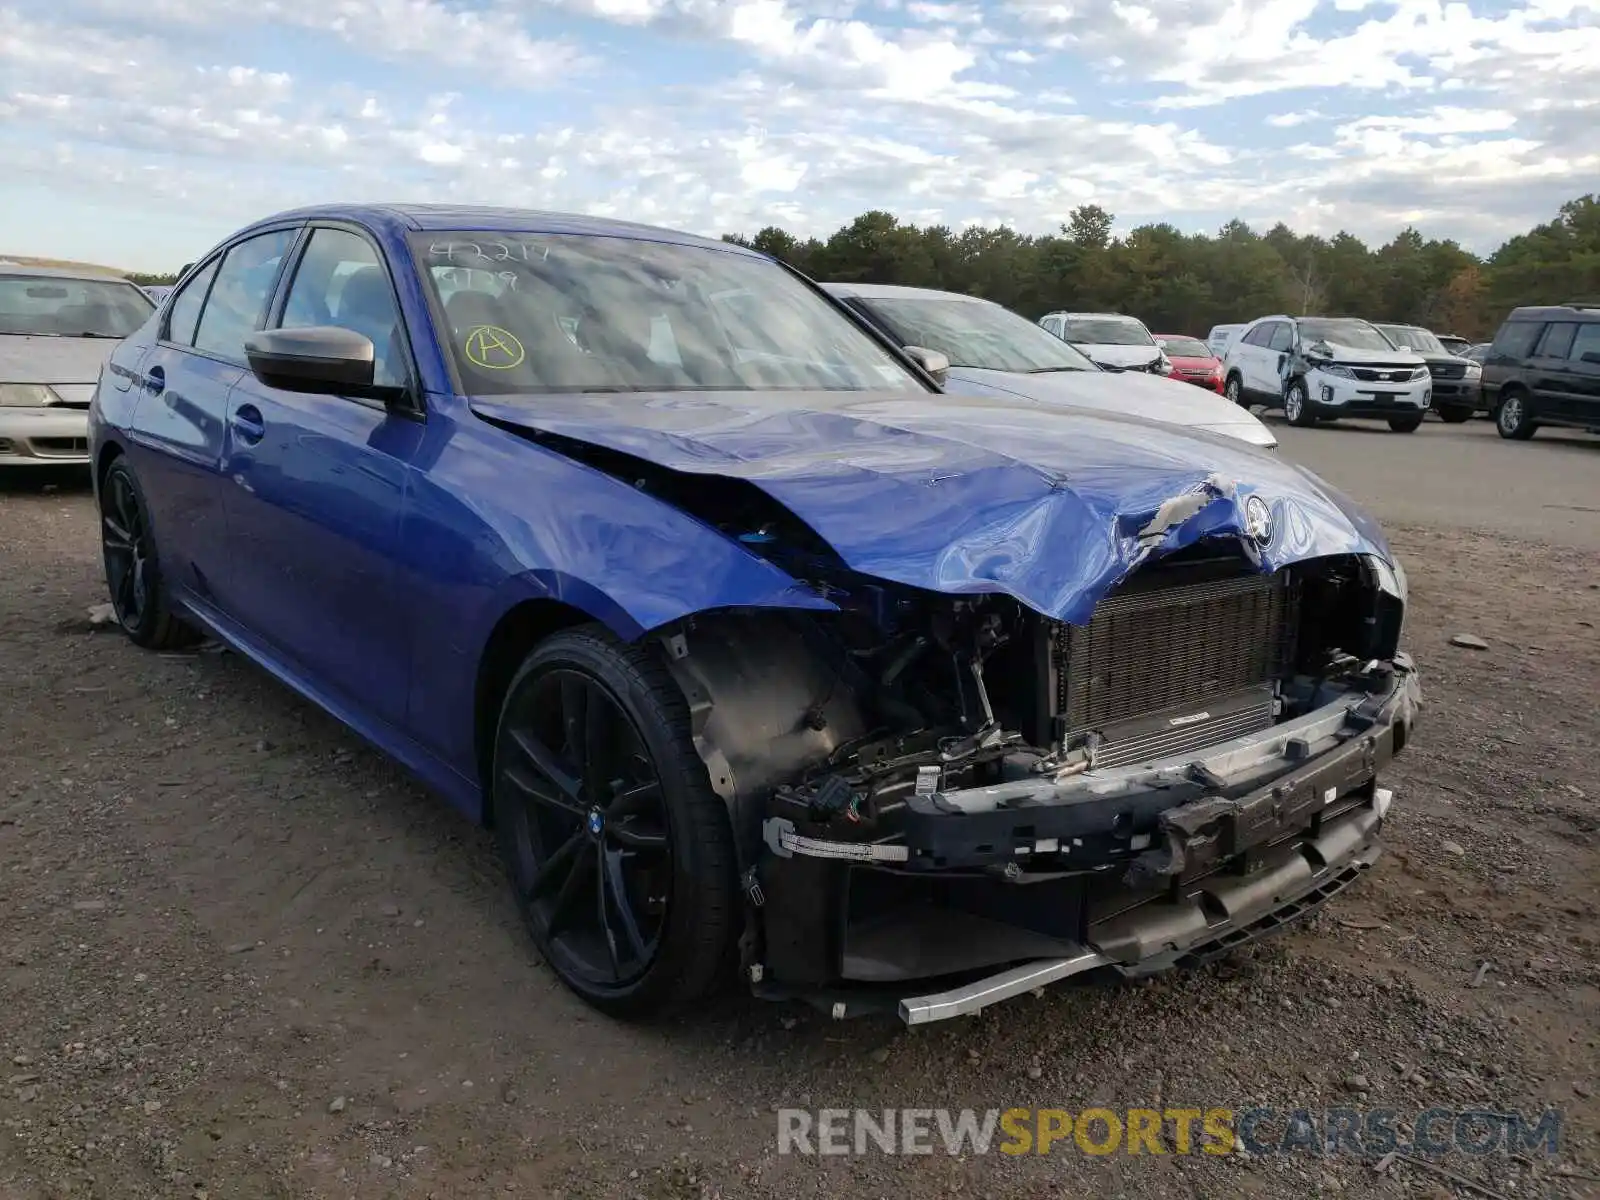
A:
587,808,604,836
1244,495,1274,545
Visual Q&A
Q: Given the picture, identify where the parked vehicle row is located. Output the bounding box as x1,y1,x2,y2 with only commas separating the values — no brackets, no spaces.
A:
79,202,1421,1026
1196,308,1599,440
1223,314,1433,432
823,283,1275,447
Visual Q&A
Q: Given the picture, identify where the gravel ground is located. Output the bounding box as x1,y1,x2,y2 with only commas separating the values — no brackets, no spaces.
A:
1,451,1597,1200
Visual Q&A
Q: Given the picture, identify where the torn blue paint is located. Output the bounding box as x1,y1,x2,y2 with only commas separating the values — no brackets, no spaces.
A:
471,389,1392,627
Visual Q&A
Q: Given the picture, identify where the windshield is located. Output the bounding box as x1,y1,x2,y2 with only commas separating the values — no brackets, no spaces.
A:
1298,319,1399,353
0,275,154,337
1155,335,1211,358
1378,325,1445,354
856,294,1098,374
411,234,923,395
1060,315,1153,346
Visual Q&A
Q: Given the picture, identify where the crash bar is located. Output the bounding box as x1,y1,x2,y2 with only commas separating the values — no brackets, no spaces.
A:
897,948,1110,1025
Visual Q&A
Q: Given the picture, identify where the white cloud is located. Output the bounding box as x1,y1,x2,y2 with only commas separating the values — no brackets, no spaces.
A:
2,0,1598,267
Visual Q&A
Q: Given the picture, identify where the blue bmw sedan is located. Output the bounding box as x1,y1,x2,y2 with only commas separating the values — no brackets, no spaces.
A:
91,205,1419,1024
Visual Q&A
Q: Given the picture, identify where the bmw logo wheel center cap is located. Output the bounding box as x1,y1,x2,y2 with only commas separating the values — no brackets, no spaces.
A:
587,808,604,837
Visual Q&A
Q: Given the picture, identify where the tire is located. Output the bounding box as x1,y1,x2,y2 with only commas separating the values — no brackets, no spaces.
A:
1436,405,1474,424
98,458,199,649
1388,415,1424,433
1223,373,1246,407
1496,390,1537,440
1284,379,1316,427
491,626,737,1018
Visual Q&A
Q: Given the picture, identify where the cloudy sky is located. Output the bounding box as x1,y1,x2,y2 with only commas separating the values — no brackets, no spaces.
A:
2,0,1597,271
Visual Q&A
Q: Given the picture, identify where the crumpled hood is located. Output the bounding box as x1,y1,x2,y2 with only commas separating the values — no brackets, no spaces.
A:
1310,342,1424,368
944,366,1276,448
0,334,117,386
471,390,1392,626
1072,342,1163,370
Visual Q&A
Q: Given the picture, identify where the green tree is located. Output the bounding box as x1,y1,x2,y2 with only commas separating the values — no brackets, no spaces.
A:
718,193,1597,337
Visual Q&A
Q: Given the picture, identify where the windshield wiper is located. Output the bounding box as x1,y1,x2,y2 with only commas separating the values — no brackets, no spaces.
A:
1024,366,1090,374
73,331,123,339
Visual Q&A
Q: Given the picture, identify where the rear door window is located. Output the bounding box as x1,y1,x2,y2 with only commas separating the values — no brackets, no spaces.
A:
1536,322,1578,359
1568,323,1600,364
192,228,297,361
1492,319,1545,360
1267,323,1295,352
163,259,220,347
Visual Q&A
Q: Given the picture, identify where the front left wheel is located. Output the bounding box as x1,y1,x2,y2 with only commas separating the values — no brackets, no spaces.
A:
492,627,738,1017
1284,379,1317,427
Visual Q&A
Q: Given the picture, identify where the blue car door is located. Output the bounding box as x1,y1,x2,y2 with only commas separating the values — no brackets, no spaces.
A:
218,224,423,728
126,228,298,606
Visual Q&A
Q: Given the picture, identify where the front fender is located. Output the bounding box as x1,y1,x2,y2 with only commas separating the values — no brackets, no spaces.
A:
401,406,839,786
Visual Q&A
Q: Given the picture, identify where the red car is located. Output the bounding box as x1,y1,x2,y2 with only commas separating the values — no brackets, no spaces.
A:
1155,334,1224,393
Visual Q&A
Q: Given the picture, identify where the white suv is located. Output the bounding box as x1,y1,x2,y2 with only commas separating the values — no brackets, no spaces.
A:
1039,311,1170,375
1222,315,1432,432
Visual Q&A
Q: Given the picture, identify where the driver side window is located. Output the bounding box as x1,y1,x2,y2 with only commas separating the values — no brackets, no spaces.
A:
279,228,407,389
1268,323,1295,353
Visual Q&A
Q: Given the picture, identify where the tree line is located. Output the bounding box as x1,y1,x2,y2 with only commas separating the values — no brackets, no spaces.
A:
124,193,1599,341
724,194,1600,342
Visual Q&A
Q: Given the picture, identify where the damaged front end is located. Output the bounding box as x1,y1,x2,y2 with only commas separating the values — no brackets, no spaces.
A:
653,524,1418,1025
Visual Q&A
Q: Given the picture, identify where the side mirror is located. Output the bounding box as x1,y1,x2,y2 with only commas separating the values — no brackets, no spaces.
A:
244,326,397,400
903,344,950,384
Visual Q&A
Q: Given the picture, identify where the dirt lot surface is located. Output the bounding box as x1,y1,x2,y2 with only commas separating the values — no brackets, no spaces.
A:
2,418,1597,1199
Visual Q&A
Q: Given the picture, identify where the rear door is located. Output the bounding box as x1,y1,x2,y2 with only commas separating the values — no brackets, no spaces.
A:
1528,322,1580,420
1234,323,1275,394
127,227,298,606
1561,322,1600,423
219,223,423,727
1264,322,1296,396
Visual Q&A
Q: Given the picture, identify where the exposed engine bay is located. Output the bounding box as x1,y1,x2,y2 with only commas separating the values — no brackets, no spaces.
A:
641,477,1417,1021
508,424,1421,1022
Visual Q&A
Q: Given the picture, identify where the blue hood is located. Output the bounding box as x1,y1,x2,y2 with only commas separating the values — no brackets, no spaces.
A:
472,390,1392,626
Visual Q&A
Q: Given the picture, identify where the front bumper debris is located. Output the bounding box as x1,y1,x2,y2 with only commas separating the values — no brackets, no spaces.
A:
758,658,1420,1025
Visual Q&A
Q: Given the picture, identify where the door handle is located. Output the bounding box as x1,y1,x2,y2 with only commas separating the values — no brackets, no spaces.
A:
143,366,165,395
232,404,265,445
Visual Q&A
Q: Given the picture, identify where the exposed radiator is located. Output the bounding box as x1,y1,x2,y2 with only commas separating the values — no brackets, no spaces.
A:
1054,570,1297,759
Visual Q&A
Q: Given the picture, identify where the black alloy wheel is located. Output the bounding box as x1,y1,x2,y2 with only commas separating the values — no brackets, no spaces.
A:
99,459,195,649
493,629,736,1016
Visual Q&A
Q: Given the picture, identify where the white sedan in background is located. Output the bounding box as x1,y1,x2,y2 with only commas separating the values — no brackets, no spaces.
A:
1,265,154,468
823,282,1277,449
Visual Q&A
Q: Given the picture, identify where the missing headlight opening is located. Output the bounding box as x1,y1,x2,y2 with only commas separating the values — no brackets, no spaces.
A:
634,484,1418,1023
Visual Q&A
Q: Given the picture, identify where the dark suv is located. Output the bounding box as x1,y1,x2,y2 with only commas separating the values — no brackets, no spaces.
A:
1482,303,1600,440
1375,323,1483,423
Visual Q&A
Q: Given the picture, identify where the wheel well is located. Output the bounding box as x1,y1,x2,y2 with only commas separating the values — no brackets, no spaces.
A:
473,598,591,825
95,441,123,490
